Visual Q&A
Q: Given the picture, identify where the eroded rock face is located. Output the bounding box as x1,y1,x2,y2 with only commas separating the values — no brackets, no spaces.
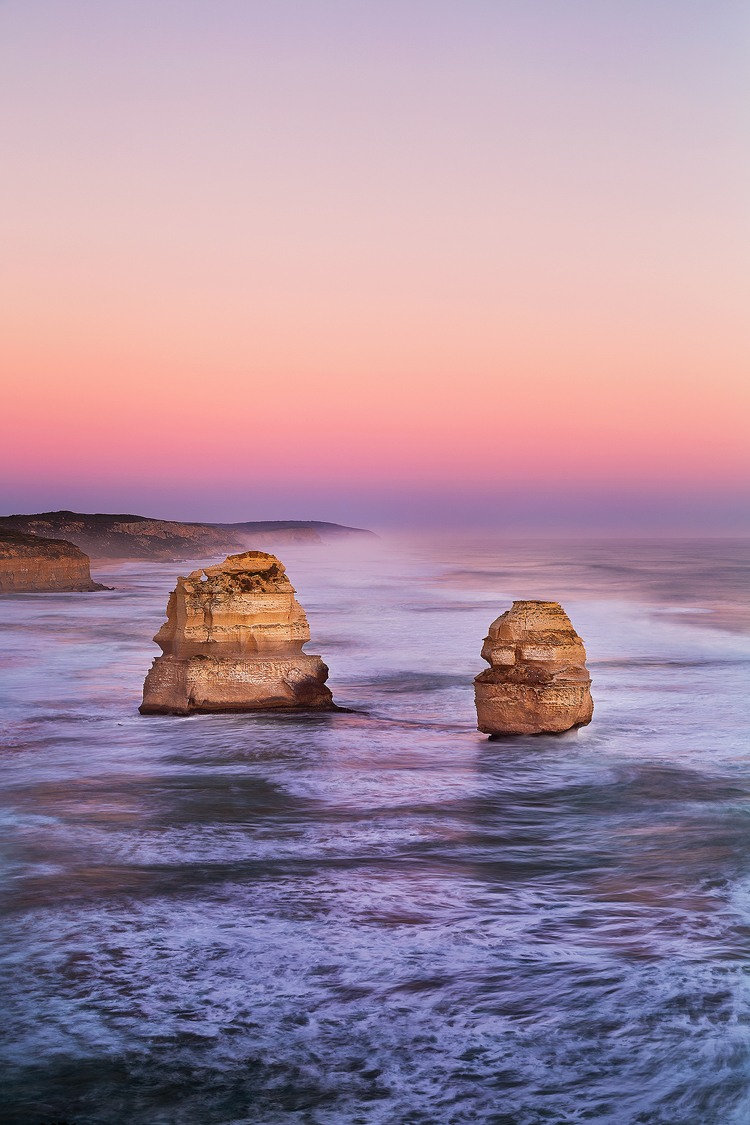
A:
140,551,334,714
474,601,593,735
0,529,108,592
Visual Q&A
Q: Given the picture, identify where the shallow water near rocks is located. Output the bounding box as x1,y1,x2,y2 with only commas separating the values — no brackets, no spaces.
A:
1,536,749,1125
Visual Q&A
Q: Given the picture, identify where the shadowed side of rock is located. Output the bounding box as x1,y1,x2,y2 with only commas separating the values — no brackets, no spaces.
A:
0,529,110,592
474,600,593,735
140,551,334,715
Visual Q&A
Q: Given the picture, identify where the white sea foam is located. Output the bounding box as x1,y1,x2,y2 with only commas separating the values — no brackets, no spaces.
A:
0,537,748,1123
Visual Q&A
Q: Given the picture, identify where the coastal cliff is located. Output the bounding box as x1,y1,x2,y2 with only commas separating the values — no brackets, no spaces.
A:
0,529,108,592
0,512,243,560
474,600,593,735
0,513,375,559
140,550,334,714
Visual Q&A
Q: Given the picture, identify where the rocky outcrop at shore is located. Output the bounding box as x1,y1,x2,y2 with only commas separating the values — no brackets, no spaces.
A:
0,529,109,592
140,550,334,715
474,601,593,735
0,512,243,560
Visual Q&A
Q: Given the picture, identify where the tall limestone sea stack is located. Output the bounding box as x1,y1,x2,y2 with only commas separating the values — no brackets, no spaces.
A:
474,601,593,736
140,551,334,715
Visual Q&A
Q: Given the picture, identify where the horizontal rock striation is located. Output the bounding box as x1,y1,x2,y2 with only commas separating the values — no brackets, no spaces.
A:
0,511,243,560
0,529,108,592
140,550,334,715
474,600,593,735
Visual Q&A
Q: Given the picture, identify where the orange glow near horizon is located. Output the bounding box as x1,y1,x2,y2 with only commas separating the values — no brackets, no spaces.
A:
1,1,748,529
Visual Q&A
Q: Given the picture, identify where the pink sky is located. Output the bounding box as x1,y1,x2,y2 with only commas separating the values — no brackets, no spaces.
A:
1,1,748,531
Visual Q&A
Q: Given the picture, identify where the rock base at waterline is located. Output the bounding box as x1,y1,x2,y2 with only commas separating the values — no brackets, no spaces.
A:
474,674,593,736
140,653,333,715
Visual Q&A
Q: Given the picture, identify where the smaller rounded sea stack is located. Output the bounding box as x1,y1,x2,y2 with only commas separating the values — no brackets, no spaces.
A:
140,550,334,715
474,600,593,736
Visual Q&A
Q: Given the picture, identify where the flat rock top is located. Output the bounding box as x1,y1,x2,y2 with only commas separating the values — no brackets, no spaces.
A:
184,552,293,594
490,600,580,638
203,551,284,576
0,528,87,559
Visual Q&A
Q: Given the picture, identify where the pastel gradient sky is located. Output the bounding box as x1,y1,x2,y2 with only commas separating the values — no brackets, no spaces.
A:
1,0,748,531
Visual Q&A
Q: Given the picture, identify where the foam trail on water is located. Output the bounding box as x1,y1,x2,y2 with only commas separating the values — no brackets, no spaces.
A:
0,536,749,1124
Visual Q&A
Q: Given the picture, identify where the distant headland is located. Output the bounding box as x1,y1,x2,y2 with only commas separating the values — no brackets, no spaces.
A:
213,519,376,541
0,511,376,562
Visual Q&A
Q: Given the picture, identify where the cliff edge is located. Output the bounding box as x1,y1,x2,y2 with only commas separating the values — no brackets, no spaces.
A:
0,529,109,592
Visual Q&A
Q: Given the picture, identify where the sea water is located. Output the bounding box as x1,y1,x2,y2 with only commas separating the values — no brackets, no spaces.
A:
0,536,748,1125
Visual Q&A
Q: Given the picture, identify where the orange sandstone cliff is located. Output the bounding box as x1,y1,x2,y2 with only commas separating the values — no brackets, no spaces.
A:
0,529,108,592
474,601,593,735
140,551,334,715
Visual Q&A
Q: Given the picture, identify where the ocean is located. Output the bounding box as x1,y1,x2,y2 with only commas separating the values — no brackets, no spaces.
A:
0,536,748,1125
